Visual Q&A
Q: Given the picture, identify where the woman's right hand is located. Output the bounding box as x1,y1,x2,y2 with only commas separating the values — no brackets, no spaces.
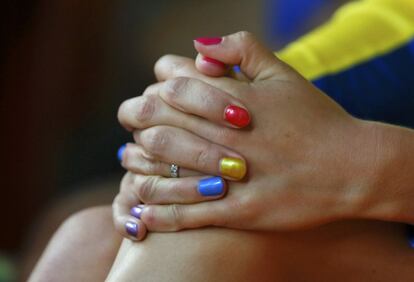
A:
113,51,253,240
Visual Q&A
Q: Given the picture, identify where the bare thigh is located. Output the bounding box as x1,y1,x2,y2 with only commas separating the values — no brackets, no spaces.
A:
107,221,414,282
29,206,414,282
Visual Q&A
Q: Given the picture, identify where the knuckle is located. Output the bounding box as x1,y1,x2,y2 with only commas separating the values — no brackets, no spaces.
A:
140,149,156,162
199,88,218,109
135,176,158,203
154,54,174,75
155,54,187,77
237,31,255,43
214,128,238,145
193,143,213,170
140,127,169,156
168,204,184,230
121,146,132,167
142,84,158,97
120,172,134,192
134,96,157,126
112,194,122,210
236,31,258,54
135,148,158,174
227,195,253,220
139,160,159,175
162,77,190,103
117,99,132,125
142,205,157,227
168,181,187,198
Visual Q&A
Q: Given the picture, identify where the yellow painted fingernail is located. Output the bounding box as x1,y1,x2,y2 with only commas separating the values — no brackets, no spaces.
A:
220,158,247,180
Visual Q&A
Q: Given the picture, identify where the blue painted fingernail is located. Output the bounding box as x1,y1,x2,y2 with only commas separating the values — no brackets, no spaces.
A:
125,221,138,237
408,225,414,248
130,205,144,219
198,177,224,196
233,65,241,73
117,144,127,162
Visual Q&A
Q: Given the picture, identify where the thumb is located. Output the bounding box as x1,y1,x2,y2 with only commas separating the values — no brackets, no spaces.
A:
194,31,288,81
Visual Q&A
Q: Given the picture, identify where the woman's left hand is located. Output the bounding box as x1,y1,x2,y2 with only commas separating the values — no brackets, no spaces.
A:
116,31,380,232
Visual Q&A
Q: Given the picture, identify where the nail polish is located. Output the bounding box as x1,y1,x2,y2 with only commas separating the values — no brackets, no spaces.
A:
408,225,414,248
117,144,127,162
233,65,241,73
198,177,224,196
202,56,226,68
195,37,222,45
220,158,247,180
130,205,144,219
224,105,251,128
125,221,138,237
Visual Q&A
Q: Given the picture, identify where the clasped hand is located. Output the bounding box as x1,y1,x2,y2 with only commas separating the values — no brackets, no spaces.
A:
113,31,375,240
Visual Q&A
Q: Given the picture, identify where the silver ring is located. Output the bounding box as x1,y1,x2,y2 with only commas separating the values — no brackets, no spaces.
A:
170,164,179,178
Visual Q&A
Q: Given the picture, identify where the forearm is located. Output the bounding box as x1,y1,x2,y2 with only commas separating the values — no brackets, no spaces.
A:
361,121,414,224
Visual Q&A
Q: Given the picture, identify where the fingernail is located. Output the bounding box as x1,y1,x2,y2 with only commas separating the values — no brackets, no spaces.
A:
202,56,226,68
195,37,222,45
233,65,241,73
117,144,127,162
220,158,247,180
130,205,144,219
408,225,414,248
225,105,251,128
125,221,138,237
198,177,224,196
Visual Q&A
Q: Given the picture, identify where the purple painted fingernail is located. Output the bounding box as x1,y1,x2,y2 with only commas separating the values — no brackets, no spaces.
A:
130,205,144,219
125,221,138,237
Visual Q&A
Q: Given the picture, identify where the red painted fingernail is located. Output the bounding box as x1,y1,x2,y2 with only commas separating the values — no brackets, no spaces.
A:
224,105,251,128
202,56,226,68
195,37,222,45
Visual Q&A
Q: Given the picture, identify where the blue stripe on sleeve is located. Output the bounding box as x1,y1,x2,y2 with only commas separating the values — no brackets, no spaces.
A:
313,39,414,129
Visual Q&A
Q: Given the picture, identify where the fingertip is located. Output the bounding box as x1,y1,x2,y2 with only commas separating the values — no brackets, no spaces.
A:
232,65,241,73
194,31,282,81
125,219,147,241
224,105,251,128
194,37,223,46
117,144,127,162
138,205,157,230
219,157,247,181
130,204,145,219
197,176,227,197
195,53,228,77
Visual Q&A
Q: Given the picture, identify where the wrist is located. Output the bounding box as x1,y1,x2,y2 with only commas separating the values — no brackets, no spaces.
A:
354,121,414,224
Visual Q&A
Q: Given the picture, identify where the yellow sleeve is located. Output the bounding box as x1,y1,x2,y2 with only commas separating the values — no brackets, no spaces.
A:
277,0,414,81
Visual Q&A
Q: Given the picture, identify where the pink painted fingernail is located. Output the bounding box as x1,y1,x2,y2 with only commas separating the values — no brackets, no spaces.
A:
195,37,222,45
202,56,226,68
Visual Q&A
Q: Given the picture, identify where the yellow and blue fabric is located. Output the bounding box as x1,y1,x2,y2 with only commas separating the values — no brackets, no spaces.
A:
264,0,327,46
278,0,414,128
277,0,414,247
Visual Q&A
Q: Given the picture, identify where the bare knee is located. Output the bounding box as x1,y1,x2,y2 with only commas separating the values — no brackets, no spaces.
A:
61,206,114,238
108,228,283,282
29,206,121,282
